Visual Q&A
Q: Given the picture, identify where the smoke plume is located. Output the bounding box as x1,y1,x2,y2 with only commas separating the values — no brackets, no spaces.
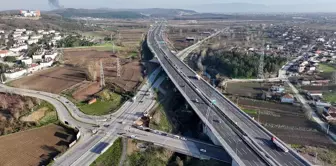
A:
48,0,63,9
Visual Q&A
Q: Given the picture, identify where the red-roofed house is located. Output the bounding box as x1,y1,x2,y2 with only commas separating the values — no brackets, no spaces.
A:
281,94,295,104
0,50,9,58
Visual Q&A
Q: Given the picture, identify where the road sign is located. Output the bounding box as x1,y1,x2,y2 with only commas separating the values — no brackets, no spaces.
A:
211,100,216,104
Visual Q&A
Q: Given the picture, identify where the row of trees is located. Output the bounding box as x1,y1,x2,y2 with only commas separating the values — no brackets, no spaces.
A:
202,49,287,78
56,35,94,48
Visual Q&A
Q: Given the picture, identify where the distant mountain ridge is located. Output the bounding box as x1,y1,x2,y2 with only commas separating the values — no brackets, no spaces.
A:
188,3,336,13
49,8,198,19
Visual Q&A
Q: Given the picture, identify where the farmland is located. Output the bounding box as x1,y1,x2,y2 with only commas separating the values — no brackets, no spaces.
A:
0,124,75,166
225,82,334,148
63,49,143,93
10,66,86,94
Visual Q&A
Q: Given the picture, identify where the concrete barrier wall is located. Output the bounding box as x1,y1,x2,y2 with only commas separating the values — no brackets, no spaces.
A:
69,140,77,148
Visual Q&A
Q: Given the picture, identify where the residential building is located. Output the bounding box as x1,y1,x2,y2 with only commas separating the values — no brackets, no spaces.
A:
0,50,9,58
49,30,56,34
44,51,58,60
25,30,34,35
40,59,53,68
0,30,4,34
281,94,295,104
301,80,311,85
37,30,44,34
271,86,285,93
30,35,43,40
308,91,323,98
28,39,39,45
21,57,33,65
4,69,27,79
20,10,40,17
27,63,41,73
10,44,28,52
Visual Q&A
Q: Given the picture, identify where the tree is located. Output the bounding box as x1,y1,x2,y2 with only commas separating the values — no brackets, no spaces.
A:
332,71,336,85
4,56,16,62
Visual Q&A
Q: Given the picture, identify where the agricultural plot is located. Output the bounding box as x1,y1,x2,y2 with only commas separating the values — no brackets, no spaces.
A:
238,98,334,147
0,124,75,166
64,49,143,93
10,67,86,94
226,82,273,98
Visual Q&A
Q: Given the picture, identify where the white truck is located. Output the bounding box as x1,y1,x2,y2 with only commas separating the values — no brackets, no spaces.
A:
272,137,289,152
195,74,201,80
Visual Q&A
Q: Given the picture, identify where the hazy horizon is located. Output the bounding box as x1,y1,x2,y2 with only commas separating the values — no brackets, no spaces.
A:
1,0,336,13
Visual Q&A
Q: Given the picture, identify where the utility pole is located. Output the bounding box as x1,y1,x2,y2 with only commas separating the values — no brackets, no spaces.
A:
116,57,121,77
111,33,115,54
258,39,266,79
100,60,105,87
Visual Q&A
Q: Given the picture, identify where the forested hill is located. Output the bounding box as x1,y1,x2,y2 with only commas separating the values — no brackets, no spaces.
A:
202,49,287,78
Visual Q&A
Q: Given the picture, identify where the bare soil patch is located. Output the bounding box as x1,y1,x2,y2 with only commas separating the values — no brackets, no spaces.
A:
10,66,86,94
0,124,75,166
72,81,101,101
20,107,48,122
64,50,143,93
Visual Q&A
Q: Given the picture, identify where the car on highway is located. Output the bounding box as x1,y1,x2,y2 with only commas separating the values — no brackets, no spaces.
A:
180,137,187,141
272,137,289,152
161,133,168,136
194,99,199,103
200,149,207,153
213,119,221,123
130,135,137,138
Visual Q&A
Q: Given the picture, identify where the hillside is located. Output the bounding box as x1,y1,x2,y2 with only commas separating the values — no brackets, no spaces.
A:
48,8,198,19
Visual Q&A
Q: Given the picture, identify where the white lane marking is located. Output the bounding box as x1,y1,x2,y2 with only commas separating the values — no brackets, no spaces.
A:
241,148,247,154
293,161,301,166
288,162,295,166
252,160,259,166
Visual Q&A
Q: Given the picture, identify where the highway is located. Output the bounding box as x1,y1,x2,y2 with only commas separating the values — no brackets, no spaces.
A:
148,23,312,166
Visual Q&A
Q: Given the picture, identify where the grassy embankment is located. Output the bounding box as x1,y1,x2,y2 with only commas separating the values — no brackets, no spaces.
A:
91,138,122,166
78,89,123,116
149,104,173,133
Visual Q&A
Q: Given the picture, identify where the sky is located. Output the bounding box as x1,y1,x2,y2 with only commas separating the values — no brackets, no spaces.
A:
1,0,336,11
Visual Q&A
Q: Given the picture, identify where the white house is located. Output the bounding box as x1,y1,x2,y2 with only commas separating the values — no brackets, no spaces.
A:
28,39,39,45
32,54,43,60
49,30,56,34
40,60,53,68
281,94,295,104
19,36,29,41
13,33,22,39
15,29,26,32
53,35,62,41
45,52,58,60
308,91,323,98
30,35,43,40
0,30,4,34
42,31,50,35
10,45,28,52
27,64,41,73
25,30,34,35
37,30,44,34
4,70,27,79
21,57,33,65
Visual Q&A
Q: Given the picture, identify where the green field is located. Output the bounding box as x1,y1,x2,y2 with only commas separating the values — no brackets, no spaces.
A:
324,92,336,103
78,91,123,115
319,63,336,73
243,109,258,115
91,138,122,166
63,43,124,51
149,104,172,133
